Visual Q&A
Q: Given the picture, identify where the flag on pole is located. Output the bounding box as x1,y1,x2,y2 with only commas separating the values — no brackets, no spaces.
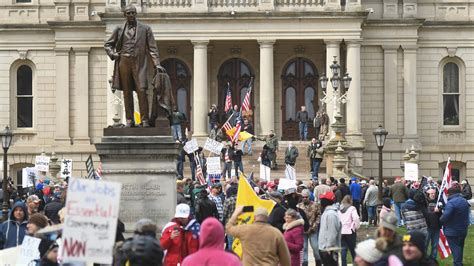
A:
222,121,232,132
95,162,103,180
437,158,452,259
241,78,253,112
195,155,207,186
224,82,232,112
231,120,242,143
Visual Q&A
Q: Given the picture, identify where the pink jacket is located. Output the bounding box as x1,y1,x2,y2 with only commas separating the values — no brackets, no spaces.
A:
283,219,304,266
338,205,360,235
182,217,241,266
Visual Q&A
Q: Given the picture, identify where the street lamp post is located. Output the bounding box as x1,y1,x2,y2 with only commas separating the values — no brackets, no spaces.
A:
373,125,388,202
1,126,13,222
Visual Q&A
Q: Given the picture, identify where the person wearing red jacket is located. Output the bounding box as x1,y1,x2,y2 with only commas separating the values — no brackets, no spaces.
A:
283,208,305,266
160,204,200,266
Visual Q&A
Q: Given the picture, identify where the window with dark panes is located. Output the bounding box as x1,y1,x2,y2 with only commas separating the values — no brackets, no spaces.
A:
16,0,32,3
17,65,33,128
443,62,460,125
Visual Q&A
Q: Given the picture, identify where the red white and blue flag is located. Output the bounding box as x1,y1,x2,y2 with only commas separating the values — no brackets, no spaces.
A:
224,82,232,112
241,78,253,112
437,158,452,259
194,155,207,186
231,119,242,143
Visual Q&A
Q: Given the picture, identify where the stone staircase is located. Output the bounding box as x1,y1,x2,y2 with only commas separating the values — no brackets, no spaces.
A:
183,140,327,181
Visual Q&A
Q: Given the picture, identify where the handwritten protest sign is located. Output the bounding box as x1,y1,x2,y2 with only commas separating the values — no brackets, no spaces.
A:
404,162,419,181
278,178,297,191
17,236,41,265
260,164,271,182
285,164,296,180
22,167,37,188
203,138,224,155
35,155,50,172
183,139,199,154
0,246,19,266
62,178,122,264
61,159,73,179
207,157,221,175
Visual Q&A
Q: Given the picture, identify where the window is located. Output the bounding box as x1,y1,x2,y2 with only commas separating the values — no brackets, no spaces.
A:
177,88,187,115
16,0,32,3
16,65,33,128
441,161,464,183
285,87,296,121
443,62,460,125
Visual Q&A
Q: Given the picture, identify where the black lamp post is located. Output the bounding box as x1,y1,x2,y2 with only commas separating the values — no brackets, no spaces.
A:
373,125,388,202
1,126,13,222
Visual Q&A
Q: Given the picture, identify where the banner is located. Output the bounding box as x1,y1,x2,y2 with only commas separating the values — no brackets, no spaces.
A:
285,164,296,180
203,138,224,155
61,159,73,179
183,139,199,154
404,162,418,181
260,164,271,182
35,155,50,172
17,236,41,265
207,157,221,175
232,176,275,258
62,178,122,264
22,167,37,188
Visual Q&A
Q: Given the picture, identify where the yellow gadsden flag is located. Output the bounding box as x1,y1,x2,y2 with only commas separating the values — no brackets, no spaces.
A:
225,128,253,141
232,175,275,258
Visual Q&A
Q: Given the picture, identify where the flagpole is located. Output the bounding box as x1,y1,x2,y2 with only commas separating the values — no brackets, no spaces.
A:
436,157,451,207
219,112,235,132
240,77,254,114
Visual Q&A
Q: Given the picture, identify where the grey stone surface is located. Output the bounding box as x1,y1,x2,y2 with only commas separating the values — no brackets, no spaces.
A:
95,135,179,233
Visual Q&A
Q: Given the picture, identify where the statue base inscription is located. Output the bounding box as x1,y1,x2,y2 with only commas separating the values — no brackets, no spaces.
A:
95,134,178,234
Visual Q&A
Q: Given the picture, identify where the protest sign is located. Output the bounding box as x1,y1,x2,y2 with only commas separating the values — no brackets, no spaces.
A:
85,155,95,179
35,155,50,172
62,178,122,264
260,164,271,182
0,246,19,266
22,167,37,188
17,236,41,265
61,159,73,179
278,178,297,191
203,138,224,155
404,162,419,181
183,139,199,154
285,164,296,180
207,157,221,175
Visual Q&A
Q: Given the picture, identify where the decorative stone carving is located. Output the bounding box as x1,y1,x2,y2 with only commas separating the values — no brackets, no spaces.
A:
447,47,457,58
294,45,305,55
383,0,398,19
403,0,417,18
436,5,468,21
18,50,28,60
166,47,178,55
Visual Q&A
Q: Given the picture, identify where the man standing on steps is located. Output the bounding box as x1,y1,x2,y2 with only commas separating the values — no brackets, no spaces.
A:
104,4,165,128
297,106,310,141
258,130,279,170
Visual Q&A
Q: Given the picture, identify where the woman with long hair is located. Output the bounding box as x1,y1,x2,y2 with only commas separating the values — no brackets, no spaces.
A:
338,195,360,266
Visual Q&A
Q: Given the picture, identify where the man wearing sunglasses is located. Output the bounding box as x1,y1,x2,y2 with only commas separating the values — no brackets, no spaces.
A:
105,4,165,128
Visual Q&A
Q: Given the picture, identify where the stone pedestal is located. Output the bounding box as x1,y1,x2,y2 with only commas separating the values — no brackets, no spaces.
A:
95,132,179,233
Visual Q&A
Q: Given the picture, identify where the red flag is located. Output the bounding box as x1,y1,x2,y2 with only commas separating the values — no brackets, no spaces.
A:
224,83,232,112
437,158,452,259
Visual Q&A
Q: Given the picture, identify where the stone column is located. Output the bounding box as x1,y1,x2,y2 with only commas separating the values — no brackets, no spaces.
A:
403,46,418,137
55,48,70,144
383,45,398,134
324,40,341,132
192,40,209,137
346,41,361,137
258,39,275,135
74,48,90,144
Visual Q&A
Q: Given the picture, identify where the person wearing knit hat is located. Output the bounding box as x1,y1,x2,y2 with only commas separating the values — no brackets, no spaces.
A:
354,239,383,265
402,230,438,265
38,239,59,266
27,213,49,236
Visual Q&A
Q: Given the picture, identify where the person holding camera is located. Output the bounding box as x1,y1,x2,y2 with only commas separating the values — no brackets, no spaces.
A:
307,138,324,181
208,104,219,131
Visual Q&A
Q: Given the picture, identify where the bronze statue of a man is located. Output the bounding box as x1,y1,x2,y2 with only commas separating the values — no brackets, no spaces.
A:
104,4,165,128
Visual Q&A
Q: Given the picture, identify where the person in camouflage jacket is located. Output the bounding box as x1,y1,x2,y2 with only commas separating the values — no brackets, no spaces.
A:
297,189,321,266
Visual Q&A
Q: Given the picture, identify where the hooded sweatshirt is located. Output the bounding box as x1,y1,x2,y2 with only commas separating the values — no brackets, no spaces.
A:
0,201,28,249
182,217,241,266
338,203,360,235
318,205,341,251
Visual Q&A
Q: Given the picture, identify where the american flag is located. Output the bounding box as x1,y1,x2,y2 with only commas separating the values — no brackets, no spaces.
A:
231,119,242,143
194,155,207,186
95,162,103,180
224,82,232,112
241,78,253,112
437,158,452,259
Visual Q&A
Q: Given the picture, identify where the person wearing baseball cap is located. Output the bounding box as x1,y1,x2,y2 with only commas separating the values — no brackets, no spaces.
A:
318,190,341,265
376,213,404,263
27,194,42,216
402,230,438,265
160,204,200,265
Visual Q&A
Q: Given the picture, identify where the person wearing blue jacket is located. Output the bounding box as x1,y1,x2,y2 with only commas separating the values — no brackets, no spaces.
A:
439,183,470,266
349,177,362,216
0,201,28,249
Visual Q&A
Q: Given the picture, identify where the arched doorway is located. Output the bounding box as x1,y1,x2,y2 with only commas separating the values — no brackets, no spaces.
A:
162,58,191,131
217,58,255,122
281,58,319,140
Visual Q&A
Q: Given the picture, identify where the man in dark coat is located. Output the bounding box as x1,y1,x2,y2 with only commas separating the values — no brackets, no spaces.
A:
104,4,164,128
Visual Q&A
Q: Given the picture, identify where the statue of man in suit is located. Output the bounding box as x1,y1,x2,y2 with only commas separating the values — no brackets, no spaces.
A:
104,4,165,128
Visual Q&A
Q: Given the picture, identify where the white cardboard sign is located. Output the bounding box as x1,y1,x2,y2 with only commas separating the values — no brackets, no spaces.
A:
22,167,37,188
260,164,271,182
35,155,50,172
404,162,419,181
60,159,73,179
285,164,297,180
207,157,221,175
17,236,41,265
278,178,297,191
183,139,199,154
203,138,224,155
62,178,122,264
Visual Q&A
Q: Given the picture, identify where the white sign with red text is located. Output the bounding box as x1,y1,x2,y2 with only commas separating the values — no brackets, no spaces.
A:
62,178,121,264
